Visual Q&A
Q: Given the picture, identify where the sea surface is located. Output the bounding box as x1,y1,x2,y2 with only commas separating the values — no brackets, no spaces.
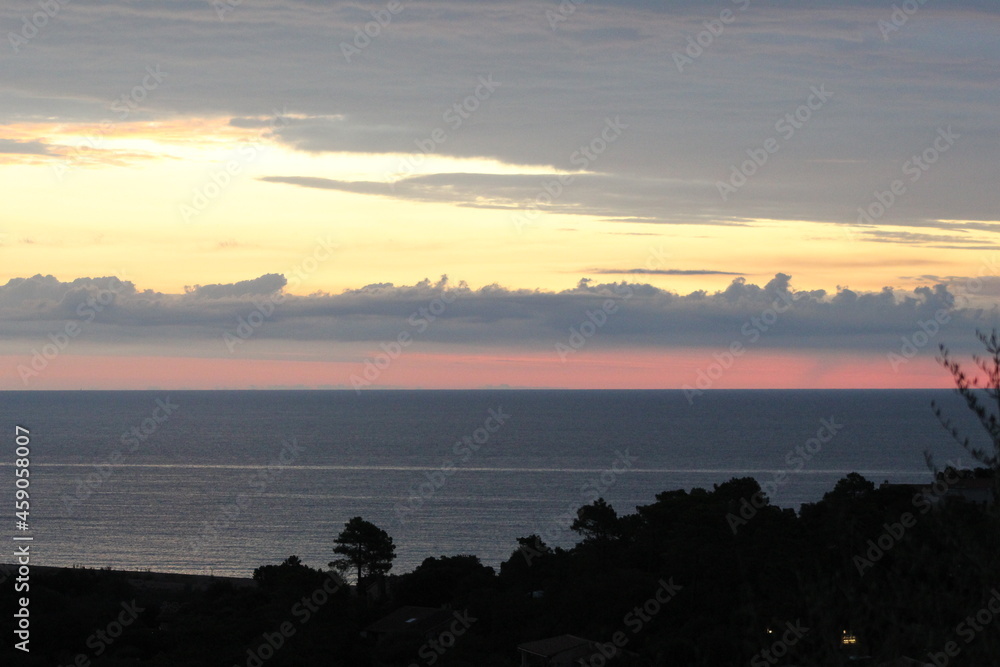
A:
0,389,991,578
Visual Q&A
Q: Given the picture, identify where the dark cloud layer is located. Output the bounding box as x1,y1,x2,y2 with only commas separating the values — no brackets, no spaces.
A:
2,0,998,235
0,273,992,357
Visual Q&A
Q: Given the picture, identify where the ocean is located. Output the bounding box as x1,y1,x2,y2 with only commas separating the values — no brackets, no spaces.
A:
0,389,990,579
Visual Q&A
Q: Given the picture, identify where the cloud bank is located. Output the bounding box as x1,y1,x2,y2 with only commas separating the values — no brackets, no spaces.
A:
0,273,993,360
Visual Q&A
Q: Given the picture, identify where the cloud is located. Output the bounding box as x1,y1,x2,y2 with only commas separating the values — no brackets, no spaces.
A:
184,274,287,299
260,173,717,225
0,139,54,155
0,273,990,359
1,0,998,238
0,275,137,309
851,229,992,247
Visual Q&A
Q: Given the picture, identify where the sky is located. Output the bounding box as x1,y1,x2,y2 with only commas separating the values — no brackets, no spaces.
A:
0,0,998,390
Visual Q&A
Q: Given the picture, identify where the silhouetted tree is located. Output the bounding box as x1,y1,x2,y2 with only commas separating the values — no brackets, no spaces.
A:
330,516,396,585
571,497,620,544
394,555,496,607
932,328,1000,470
824,472,876,502
253,554,327,591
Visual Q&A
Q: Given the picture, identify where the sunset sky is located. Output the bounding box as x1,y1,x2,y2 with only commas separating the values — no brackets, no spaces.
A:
1,0,998,389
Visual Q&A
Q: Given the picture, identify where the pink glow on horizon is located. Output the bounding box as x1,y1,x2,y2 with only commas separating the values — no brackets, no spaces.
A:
0,350,954,390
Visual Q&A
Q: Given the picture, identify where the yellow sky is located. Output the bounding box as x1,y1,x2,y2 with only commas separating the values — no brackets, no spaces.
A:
0,118,982,297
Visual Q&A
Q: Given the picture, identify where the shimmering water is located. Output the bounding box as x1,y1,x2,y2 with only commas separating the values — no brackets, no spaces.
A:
0,389,987,578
